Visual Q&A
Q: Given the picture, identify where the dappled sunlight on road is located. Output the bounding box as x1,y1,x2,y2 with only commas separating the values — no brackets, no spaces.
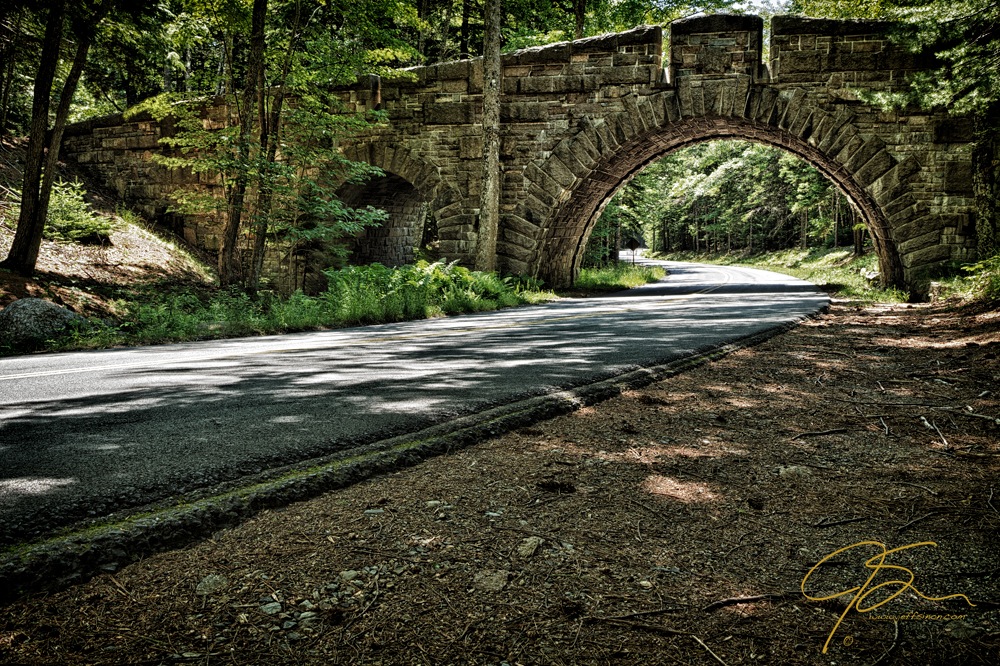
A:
0,476,76,496
0,260,828,545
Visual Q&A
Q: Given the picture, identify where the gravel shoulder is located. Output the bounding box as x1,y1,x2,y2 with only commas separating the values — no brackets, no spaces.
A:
2,299,999,665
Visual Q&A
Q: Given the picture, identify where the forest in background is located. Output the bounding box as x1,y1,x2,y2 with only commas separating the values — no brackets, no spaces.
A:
0,0,998,297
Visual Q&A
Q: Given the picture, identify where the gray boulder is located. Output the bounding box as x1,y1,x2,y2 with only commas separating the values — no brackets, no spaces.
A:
0,298,86,349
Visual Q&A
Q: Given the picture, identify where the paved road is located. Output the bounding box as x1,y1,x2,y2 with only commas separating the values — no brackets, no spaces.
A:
0,260,828,545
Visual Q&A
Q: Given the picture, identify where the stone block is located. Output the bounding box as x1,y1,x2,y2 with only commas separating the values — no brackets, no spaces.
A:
505,214,541,238
501,103,548,122
424,102,475,124
442,79,468,93
854,150,895,187
460,137,483,160
514,42,571,65
569,129,601,165
435,60,470,80
771,16,896,38
832,52,878,72
502,227,538,251
593,66,652,85
543,156,577,188
776,88,806,130
816,110,856,154
843,137,885,173
518,76,558,94
869,157,920,203
903,242,950,268
469,59,484,94
774,50,821,78
670,14,762,37
788,108,814,140
943,161,974,195
591,120,622,155
502,257,529,275
932,117,974,144
828,128,861,166
553,142,590,178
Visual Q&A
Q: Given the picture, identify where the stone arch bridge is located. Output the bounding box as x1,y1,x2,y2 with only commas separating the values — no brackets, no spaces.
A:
63,14,976,292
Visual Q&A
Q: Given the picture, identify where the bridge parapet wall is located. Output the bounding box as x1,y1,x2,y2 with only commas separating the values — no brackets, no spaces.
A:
770,17,926,88
668,14,764,83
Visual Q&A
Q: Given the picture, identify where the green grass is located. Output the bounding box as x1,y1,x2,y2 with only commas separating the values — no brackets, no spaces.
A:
574,263,667,291
657,248,909,303
40,260,558,352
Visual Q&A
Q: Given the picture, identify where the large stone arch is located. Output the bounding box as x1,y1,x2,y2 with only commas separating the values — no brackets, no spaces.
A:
509,82,919,288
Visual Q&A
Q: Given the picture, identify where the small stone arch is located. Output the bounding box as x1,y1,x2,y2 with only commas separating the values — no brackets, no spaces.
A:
337,142,460,264
510,82,922,288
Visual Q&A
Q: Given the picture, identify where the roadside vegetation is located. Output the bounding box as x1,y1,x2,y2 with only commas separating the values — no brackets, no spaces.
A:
652,246,1000,304
78,261,556,351
573,262,666,291
657,247,910,303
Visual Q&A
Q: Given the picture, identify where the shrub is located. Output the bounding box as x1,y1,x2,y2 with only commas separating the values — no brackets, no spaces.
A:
964,253,1000,300
44,180,114,244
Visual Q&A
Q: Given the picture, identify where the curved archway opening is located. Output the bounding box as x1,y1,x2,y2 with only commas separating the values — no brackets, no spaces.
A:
338,172,430,267
529,117,904,289
582,139,875,271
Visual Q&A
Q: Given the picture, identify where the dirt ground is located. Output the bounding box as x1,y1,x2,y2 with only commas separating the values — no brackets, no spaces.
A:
1,298,999,666
1,137,211,317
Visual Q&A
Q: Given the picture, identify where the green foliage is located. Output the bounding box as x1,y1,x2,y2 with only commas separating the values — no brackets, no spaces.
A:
47,261,553,350
6,180,115,244
323,260,535,323
574,262,667,291
962,253,1000,300
502,0,737,51
43,181,114,244
585,140,862,264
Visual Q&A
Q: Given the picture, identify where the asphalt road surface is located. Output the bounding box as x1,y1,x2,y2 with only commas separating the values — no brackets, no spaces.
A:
0,260,828,545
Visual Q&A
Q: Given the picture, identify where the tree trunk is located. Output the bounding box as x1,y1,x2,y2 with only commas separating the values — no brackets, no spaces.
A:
973,102,1000,260
36,28,97,258
833,196,839,248
0,8,23,136
573,0,585,39
248,0,301,292
417,0,429,58
460,0,471,56
218,0,267,287
1,1,66,276
474,0,501,273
